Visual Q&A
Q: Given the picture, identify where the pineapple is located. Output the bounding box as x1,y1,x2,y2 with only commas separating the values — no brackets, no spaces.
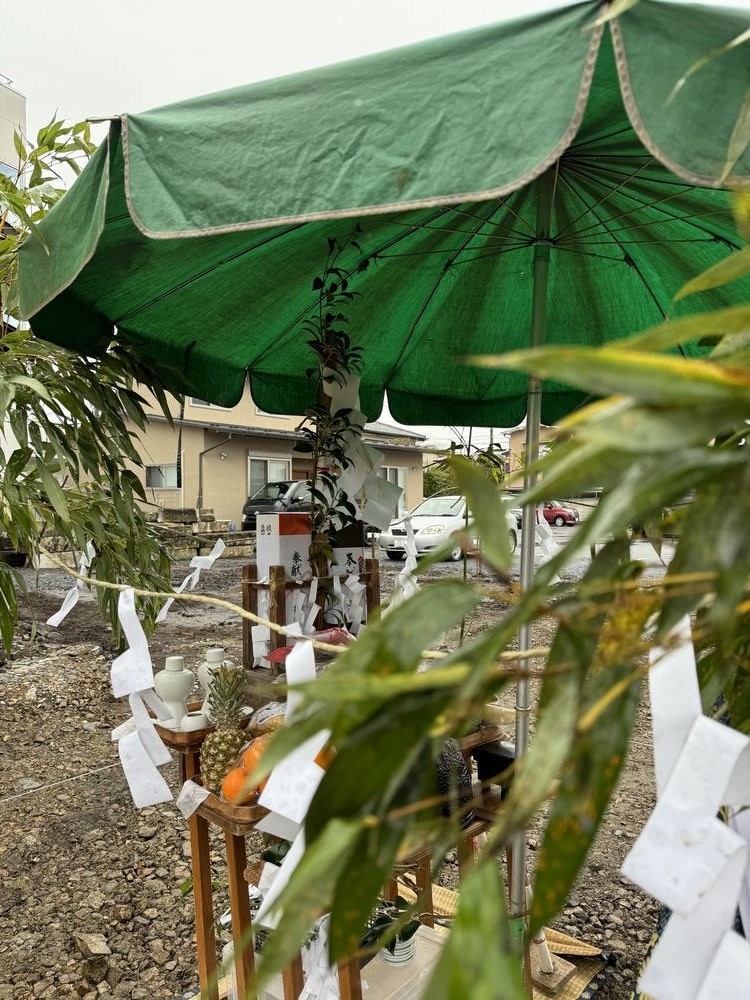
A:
200,666,246,792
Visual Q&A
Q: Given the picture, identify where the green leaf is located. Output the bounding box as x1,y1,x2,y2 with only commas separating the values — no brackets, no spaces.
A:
451,457,510,571
661,464,750,641
472,347,750,407
667,26,750,104
306,688,452,839
531,656,641,935
620,305,750,353
37,462,69,522
253,820,361,990
675,246,750,301
722,85,750,183
0,564,19,654
427,860,524,1000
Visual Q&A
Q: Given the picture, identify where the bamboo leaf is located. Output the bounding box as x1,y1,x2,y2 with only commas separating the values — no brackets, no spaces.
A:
588,0,640,29
252,819,362,990
617,305,750,353
722,86,750,183
473,346,750,406
667,26,750,104
428,860,524,1000
675,246,750,301
451,456,511,571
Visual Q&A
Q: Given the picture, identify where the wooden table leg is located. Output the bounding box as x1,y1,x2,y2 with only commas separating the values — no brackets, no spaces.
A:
337,959,363,1000
190,811,218,1000
226,832,255,999
281,954,305,999
414,857,435,928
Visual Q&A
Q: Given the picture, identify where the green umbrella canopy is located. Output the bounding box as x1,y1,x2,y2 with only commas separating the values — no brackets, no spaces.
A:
19,0,750,427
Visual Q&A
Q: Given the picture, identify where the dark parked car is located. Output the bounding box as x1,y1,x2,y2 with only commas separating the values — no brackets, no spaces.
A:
241,480,312,531
541,500,579,527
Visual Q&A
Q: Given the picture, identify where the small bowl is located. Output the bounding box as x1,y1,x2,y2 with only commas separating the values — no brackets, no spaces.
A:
181,711,209,732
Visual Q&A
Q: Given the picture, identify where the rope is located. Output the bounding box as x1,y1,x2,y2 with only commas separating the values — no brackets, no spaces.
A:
0,761,122,808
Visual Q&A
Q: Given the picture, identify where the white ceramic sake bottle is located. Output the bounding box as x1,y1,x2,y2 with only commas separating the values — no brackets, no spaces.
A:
153,655,194,729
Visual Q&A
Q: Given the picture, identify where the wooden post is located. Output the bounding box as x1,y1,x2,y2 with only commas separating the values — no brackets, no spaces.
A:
268,564,287,653
191,813,218,998
364,557,380,618
281,955,305,999
337,959,363,1000
225,832,255,998
242,563,257,670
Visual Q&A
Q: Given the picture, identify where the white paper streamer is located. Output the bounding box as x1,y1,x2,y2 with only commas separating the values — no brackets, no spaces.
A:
117,730,172,809
156,538,226,622
258,730,330,826
255,831,307,930
622,615,750,998
109,589,174,808
110,589,154,697
176,778,211,818
387,517,420,613
46,541,96,626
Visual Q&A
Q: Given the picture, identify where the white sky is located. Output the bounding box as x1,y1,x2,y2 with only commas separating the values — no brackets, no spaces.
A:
4,0,748,446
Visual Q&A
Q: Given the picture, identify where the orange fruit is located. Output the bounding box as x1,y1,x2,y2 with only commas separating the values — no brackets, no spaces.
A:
221,767,256,805
240,734,272,775
314,744,336,770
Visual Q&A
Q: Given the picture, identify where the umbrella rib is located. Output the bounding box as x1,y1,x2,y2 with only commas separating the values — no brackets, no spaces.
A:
568,125,633,149
115,224,303,324
382,216,520,244
382,203,503,388
381,243,530,260
559,169,739,248
553,158,653,239
249,205,464,368
579,198,670,326
451,204,532,240
558,169,697,240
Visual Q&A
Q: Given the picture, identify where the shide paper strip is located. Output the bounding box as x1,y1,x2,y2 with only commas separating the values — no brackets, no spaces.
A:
255,830,306,930
110,588,174,808
623,615,750,998
46,541,96,626
156,538,226,622
110,588,154,697
176,778,211,819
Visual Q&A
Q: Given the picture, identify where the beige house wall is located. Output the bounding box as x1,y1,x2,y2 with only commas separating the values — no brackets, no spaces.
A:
507,425,557,478
132,388,424,524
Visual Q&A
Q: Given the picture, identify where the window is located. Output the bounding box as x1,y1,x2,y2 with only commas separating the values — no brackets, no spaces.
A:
248,457,291,496
378,466,407,514
146,464,178,488
189,398,231,410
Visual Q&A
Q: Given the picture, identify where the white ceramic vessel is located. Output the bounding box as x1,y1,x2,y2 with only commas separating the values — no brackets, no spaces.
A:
153,655,194,728
180,710,209,732
197,646,231,721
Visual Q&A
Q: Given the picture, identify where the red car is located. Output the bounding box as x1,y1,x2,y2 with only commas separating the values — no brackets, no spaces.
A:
542,500,579,527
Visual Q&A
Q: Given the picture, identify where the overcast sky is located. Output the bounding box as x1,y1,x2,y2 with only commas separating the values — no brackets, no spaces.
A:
4,0,748,445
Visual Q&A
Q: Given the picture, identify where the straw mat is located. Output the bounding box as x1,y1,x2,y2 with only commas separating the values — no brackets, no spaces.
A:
397,880,612,999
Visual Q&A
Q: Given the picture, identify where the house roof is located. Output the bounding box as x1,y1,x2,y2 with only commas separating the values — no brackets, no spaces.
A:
147,414,426,452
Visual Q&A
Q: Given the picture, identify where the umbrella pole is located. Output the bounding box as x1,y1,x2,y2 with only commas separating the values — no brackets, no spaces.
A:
509,168,555,948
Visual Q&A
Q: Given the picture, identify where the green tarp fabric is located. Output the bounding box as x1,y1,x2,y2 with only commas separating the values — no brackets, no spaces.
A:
18,0,750,426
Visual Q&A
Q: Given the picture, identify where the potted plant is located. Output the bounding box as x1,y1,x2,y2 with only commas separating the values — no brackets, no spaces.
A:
360,896,424,966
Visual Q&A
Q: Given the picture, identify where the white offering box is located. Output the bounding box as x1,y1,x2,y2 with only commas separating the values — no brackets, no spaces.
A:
256,512,312,627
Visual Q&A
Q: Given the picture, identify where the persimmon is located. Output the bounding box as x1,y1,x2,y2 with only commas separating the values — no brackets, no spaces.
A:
221,766,256,805
314,744,336,770
240,734,272,774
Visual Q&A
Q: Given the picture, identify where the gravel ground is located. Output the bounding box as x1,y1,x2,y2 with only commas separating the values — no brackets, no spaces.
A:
0,537,669,999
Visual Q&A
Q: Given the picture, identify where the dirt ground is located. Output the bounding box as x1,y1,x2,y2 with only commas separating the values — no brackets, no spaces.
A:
0,548,661,1000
